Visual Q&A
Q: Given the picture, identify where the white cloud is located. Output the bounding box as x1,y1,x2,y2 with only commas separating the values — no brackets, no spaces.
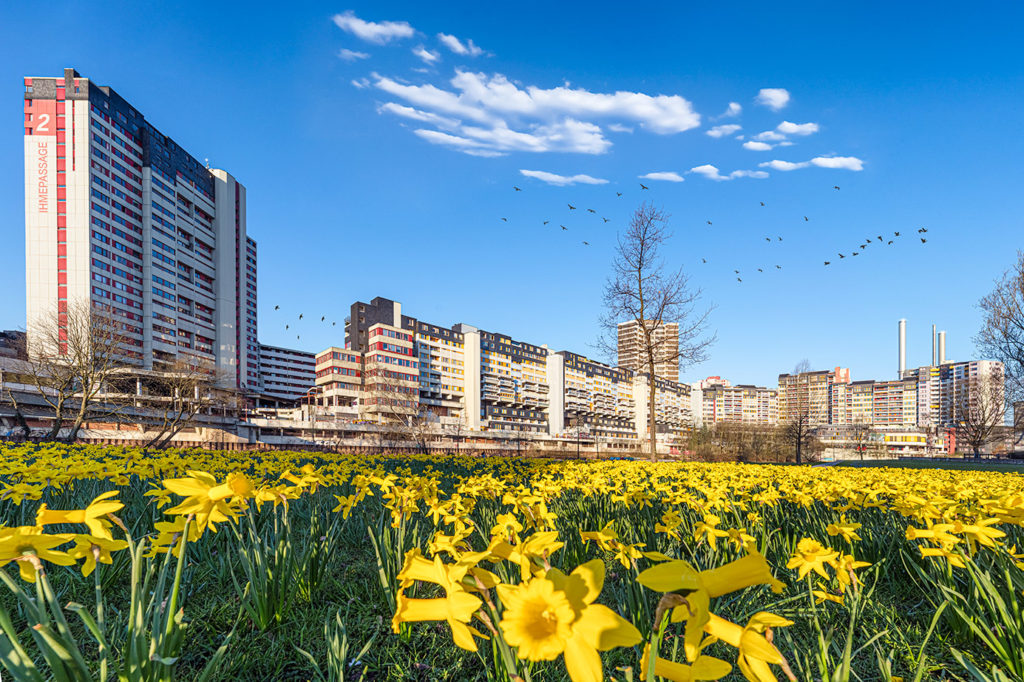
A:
413,118,610,156
379,102,459,129
776,120,819,136
717,102,742,118
437,33,484,56
351,78,370,89
690,164,768,181
706,124,741,138
811,156,864,170
758,156,865,171
742,141,773,151
372,69,701,156
338,48,369,62
608,123,634,133
755,88,790,110
519,169,609,186
639,171,685,183
413,46,440,64
758,160,809,171
754,130,788,142
332,11,415,45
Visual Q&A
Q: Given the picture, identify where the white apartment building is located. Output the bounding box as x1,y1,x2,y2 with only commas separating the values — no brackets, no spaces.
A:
23,68,256,389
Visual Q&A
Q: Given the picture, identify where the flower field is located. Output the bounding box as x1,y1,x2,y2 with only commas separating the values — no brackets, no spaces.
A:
0,444,1021,681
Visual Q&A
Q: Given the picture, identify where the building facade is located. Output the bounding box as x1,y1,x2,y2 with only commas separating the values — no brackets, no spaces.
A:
617,320,680,382
778,367,850,427
258,344,315,405
23,68,255,388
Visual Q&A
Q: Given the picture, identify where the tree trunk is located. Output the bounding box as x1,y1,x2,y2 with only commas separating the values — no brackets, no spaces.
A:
649,376,658,462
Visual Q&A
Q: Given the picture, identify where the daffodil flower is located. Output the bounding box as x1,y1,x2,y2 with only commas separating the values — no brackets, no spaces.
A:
498,559,641,682
392,551,485,651
35,490,123,540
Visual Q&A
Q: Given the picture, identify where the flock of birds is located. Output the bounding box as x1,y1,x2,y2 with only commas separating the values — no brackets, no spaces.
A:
501,182,932,284
271,306,336,342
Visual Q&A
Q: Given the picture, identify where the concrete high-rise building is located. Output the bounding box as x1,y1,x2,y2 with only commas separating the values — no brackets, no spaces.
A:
778,367,850,427
23,68,256,388
258,344,315,405
617,320,679,381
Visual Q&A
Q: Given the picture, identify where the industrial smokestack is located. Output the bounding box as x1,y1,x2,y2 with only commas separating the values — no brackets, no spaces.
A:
898,319,906,377
932,324,937,366
938,330,946,365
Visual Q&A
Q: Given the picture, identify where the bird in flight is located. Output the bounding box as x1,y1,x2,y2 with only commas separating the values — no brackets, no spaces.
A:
804,216,809,221
737,277,742,282
825,261,831,266
765,237,771,242
833,185,840,190
568,204,577,210
561,225,568,231
860,244,866,250
501,217,508,222
707,220,713,226
921,238,927,243
775,265,781,269
852,252,860,256
297,335,300,340
866,238,872,243
514,186,521,191
640,183,649,190
274,305,279,310
760,201,765,207
839,254,845,258
285,324,289,330
877,235,883,241
758,268,763,272
894,231,900,236
321,316,325,321
616,192,622,197
543,220,549,225
332,322,336,326
602,218,610,223
702,258,707,263
887,240,894,245
734,270,740,274
778,236,783,241
587,208,596,213
299,314,303,319
918,227,928,233
582,241,590,246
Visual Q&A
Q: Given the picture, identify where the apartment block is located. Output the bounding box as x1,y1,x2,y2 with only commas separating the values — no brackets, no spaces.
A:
362,323,419,422
258,344,315,404
547,351,636,439
313,347,363,416
778,367,850,426
902,360,1005,428
23,68,255,388
693,376,778,427
617,320,680,381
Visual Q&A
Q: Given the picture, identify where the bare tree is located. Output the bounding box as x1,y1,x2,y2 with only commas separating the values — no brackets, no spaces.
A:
131,360,229,448
954,369,1006,457
976,251,1024,447
25,300,132,442
781,359,818,464
601,204,715,461
849,418,873,461
362,365,421,451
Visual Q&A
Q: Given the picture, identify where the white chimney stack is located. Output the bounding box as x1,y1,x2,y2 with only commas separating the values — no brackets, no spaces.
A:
938,330,946,365
898,319,906,377
932,324,937,366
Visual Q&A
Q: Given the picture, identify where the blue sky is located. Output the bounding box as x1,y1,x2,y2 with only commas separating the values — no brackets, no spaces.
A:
1,2,1022,387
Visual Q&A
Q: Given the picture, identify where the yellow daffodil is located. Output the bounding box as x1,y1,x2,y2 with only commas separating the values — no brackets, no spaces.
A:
498,559,641,682
786,539,838,580
35,490,123,540
0,526,75,582
67,534,129,577
640,644,733,681
392,551,484,651
704,612,794,682
825,517,862,543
